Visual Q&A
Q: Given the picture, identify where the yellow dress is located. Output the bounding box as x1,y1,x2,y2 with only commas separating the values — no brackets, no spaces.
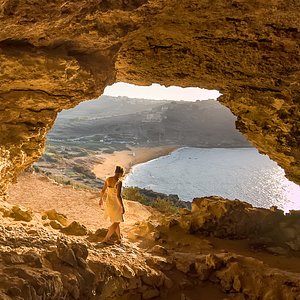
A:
104,180,124,223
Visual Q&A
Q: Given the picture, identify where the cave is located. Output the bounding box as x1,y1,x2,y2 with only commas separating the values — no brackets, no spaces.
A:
0,1,300,299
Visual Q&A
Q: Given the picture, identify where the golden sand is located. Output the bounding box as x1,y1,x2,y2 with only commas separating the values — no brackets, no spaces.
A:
93,145,178,180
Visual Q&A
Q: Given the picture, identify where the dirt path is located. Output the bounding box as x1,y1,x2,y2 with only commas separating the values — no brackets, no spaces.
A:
7,172,152,230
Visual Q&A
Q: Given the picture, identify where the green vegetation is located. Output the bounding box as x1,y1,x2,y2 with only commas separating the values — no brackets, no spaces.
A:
151,197,179,214
122,187,146,204
122,186,191,214
31,165,99,192
47,174,97,192
72,165,96,179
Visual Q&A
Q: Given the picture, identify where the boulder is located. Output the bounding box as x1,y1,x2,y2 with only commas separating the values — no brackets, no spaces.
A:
71,242,88,261
286,237,300,251
265,246,290,256
23,251,43,268
142,270,164,287
149,245,169,256
3,205,33,222
190,197,284,239
56,240,78,267
50,220,63,230
42,209,68,226
142,288,160,299
60,221,88,236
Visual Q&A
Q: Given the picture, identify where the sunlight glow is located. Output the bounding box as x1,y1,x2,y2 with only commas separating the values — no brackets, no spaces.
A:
104,82,221,101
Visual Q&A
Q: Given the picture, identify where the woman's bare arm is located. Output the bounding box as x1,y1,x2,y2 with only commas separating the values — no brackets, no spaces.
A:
99,180,107,206
116,181,125,213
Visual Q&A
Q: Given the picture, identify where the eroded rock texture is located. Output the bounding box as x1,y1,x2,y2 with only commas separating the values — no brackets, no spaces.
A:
0,0,299,195
1,197,300,299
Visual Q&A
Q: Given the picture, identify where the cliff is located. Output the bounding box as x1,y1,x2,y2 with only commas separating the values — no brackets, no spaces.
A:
0,0,299,197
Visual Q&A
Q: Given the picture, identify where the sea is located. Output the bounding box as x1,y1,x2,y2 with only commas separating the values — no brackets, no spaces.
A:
124,147,300,212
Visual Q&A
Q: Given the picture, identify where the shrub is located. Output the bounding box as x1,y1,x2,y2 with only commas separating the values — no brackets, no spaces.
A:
72,165,96,179
123,186,191,210
43,153,58,163
122,187,182,214
32,165,40,173
152,197,178,214
122,187,147,205
47,174,97,192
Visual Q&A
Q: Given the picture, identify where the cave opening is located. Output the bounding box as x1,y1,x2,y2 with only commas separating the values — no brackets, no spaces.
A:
8,82,300,216
1,1,300,298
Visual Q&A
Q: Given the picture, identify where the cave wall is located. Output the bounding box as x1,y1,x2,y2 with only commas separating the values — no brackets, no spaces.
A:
0,0,299,196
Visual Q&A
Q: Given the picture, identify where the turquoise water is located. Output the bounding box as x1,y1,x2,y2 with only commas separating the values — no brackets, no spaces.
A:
124,147,300,212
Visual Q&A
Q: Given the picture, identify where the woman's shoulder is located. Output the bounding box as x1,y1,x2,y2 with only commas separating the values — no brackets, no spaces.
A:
116,179,123,186
106,177,122,186
106,176,114,182
105,177,113,185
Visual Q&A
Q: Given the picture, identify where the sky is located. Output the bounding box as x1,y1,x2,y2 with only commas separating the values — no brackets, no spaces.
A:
103,82,221,101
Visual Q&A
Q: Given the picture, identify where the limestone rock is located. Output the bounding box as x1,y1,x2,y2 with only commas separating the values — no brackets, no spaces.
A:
142,288,160,299
48,240,95,299
94,228,107,237
164,276,173,289
149,245,169,256
23,251,43,268
195,262,212,281
179,208,191,215
174,253,195,274
281,227,297,240
60,221,88,236
205,254,224,270
288,210,300,217
120,264,136,279
2,252,25,265
0,203,300,300
56,240,78,267
87,227,108,243
72,242,88,261
3,205,33,222
180,294,191,300
6,287,21,298
286,237,300,251
189,197,284,239
130,220,162,242
43,209,68,226
50,220,63,230
142,269,164,288
0,251,64,299
265,246,290,256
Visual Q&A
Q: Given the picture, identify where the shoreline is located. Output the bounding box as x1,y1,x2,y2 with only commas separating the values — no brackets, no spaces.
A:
92,145,178,181
92,145,254,181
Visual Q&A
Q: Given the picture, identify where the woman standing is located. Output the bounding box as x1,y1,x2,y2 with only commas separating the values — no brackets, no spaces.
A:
99,166,125,244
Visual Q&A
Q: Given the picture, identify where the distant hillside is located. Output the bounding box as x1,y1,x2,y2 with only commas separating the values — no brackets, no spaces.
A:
56,95,168,121
48,96,251,149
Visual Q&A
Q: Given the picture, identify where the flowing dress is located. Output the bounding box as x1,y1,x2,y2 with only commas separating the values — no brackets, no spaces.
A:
104,180,124,223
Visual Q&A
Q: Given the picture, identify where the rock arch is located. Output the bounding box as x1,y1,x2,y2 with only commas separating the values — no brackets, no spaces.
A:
0,0,299,196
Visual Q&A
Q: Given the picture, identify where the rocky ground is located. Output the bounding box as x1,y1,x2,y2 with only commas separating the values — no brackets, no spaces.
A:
1,173,300,300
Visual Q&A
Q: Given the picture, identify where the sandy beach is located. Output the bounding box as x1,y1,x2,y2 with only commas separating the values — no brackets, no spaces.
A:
93,145,178,180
